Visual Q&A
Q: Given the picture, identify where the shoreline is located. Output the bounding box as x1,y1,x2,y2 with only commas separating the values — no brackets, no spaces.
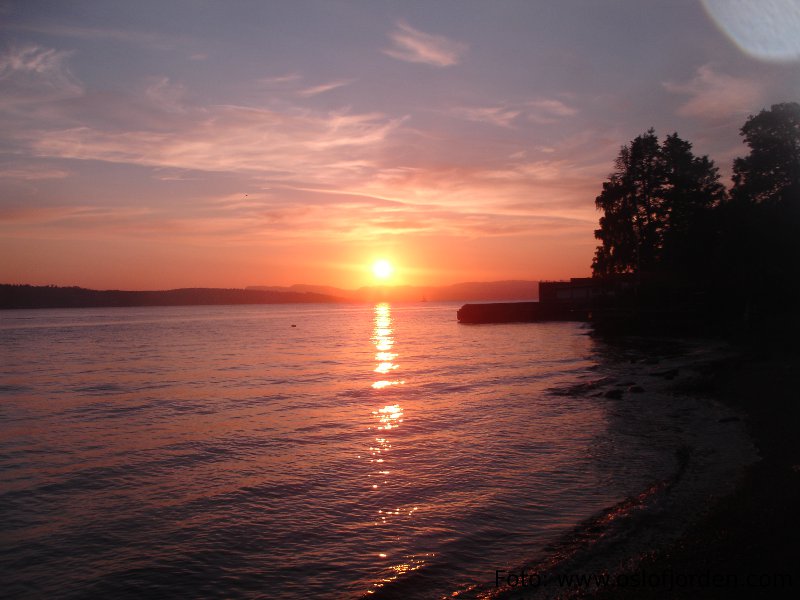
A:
583,347,800,599
475,336,795,599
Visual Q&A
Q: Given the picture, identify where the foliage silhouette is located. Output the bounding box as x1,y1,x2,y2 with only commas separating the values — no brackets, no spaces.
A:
732,102,800,207
592,129,724,279
592,102,800,335
720,102,800,318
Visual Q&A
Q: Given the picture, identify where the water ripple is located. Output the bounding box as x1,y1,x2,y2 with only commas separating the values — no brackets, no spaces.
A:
0,304,753,599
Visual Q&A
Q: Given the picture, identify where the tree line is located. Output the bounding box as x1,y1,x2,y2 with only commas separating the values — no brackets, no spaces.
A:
591,102,800,327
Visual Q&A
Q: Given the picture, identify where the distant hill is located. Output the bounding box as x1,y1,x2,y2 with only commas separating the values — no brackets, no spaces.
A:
0,284,348,309
1,280,540,310
247,280,539,302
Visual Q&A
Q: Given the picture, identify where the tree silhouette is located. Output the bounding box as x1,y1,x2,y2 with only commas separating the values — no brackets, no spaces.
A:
593,129,661,275
590,105,800,334
722,102,800,314
660,133,726,277
592,129,724,278
732,102,800,207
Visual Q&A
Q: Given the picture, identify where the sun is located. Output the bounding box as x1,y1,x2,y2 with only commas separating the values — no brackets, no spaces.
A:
372,259,393,280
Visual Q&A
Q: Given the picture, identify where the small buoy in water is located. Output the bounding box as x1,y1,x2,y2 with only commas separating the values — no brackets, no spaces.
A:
291,324,296,327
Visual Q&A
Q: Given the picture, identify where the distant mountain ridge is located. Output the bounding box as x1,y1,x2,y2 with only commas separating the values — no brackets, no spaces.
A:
0,284,348,309
247,280,539,302
1,280,540,309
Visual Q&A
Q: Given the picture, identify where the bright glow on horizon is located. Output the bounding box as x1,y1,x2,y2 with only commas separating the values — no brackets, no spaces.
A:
372,260,394,281
0,2,793,289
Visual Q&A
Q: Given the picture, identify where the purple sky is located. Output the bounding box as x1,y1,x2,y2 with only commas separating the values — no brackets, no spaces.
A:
2,0,799,289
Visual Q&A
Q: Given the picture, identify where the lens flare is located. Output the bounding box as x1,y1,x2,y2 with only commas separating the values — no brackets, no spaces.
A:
702,0,800,63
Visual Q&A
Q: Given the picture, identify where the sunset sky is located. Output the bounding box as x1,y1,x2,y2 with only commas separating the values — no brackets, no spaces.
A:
2,0,799,290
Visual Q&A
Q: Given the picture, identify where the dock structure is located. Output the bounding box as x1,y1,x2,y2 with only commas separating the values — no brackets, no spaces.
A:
457,278,601,324
456,301,588,324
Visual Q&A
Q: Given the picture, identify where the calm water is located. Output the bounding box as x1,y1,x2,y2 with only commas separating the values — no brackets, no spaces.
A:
0,303,749,598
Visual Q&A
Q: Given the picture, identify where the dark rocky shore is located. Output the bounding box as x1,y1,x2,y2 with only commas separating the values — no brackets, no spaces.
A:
522,342,800,600
470,329,799,600
583,349,800,600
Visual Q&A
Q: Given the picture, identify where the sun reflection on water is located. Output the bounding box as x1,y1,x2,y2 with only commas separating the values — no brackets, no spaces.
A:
367,304,405,485
364,303,431,594
370,303,406,392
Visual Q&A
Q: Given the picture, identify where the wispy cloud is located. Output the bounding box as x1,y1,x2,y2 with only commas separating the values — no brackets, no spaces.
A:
297,79,353,97
0,204,153,230
254,74,353,100
0,164,70,180
451,98,577,128
526,98,578,124
8,23,185,51
663,64,764,119
144,76,188,112
0,44,82,106
452,105,521,127
383,21,467,67
0,44,67,75
0,52,401,200
256,73,302,87
0,40,602,257
26,104,404,183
